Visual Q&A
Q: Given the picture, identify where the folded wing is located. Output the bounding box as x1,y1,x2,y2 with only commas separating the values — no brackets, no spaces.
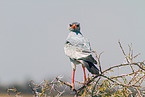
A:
64,35,93,59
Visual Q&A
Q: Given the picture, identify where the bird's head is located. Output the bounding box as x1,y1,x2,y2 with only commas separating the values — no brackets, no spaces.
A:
69,22,80,32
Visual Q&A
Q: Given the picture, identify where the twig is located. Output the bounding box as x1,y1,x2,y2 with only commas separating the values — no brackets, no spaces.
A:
118,40,130,63
133,63,145,71
133,53,141,59
134,87,142,97
133,75,145,85
110,69,140,79
93,49,103,73
77,74,100,94
128,69,140,85
101,75,138,87
56,77,72,89
102,63,145,74
29,81,37,96
118,40,134,72
139,75,145,87
91,77,101,96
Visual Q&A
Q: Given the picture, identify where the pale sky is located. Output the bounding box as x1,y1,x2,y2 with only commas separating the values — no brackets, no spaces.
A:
0,0,145,85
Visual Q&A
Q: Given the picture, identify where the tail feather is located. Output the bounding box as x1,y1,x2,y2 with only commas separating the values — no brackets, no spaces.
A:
83,61,99,74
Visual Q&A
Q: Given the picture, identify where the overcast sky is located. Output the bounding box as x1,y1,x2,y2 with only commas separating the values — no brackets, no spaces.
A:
0,0,145,85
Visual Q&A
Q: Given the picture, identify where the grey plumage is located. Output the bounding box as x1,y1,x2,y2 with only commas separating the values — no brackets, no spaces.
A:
82,60,99,74
64,22,99,75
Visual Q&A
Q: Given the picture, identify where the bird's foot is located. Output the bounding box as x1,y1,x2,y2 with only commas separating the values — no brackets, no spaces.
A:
84,81,87,87
72,83,75,90
85,83,87,87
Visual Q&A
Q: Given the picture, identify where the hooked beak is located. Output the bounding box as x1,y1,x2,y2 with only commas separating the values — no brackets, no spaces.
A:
71,24,77,30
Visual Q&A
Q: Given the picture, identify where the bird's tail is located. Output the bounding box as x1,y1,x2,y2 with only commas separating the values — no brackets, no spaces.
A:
82,60,99,74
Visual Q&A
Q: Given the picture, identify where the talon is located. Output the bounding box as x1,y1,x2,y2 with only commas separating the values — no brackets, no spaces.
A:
85,83,87,86
71,83,75,90
84,81,87,86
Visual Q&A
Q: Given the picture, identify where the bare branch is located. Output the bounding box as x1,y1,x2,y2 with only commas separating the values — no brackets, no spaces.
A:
118,40,134,72
93,49,103,73
110,69,140,79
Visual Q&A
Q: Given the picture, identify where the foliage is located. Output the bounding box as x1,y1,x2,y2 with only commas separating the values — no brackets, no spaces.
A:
8,41,145,97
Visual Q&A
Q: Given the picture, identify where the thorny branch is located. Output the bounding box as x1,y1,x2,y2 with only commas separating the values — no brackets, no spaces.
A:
23,41,145,97
118,40,135,72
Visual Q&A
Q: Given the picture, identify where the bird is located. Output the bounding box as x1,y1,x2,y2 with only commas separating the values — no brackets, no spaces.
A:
64,22,99,89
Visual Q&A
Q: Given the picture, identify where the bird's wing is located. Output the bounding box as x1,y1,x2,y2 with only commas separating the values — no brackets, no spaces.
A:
64,35,93,59
79,55,97,64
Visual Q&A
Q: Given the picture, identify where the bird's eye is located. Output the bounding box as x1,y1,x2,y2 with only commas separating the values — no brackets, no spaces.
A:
76,25,79,27
69,24,72,27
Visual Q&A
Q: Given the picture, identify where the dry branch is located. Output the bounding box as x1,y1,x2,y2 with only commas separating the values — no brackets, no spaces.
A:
24,41,145,97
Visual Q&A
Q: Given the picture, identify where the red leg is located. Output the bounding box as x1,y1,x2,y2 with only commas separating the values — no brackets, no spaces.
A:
82,65,87,83
72,69,75,90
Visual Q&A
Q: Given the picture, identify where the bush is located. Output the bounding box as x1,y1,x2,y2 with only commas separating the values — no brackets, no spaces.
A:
8,41,145,97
